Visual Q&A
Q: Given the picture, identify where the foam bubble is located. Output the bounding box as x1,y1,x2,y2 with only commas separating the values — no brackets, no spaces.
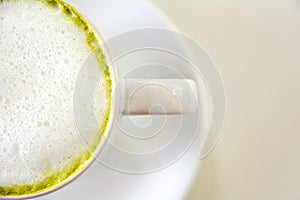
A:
0,0,110,190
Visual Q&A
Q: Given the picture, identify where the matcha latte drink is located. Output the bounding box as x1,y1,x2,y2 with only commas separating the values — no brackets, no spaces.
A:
0,0,112,197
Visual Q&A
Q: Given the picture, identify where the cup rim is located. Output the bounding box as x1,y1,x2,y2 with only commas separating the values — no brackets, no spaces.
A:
0,0,117,199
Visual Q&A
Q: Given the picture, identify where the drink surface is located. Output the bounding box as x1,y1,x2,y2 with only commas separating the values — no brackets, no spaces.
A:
0,0,111,196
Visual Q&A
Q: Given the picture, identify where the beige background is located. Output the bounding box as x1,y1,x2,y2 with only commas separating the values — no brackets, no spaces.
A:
150,0,300,199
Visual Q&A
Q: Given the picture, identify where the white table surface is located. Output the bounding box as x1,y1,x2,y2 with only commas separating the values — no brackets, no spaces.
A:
150,0,300,199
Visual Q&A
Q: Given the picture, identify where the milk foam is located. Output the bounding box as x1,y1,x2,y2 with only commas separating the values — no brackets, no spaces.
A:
0,0,110,188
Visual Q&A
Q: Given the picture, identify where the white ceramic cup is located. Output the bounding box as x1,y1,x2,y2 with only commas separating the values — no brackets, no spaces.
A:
0,0,207,199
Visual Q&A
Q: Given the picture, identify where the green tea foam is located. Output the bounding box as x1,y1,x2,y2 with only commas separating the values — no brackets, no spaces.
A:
0,0,111,196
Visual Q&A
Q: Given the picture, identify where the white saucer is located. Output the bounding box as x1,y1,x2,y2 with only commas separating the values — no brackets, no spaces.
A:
38,0,203,199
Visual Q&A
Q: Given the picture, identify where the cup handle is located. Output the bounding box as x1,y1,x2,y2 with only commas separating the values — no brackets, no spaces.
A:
121,79,198,115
